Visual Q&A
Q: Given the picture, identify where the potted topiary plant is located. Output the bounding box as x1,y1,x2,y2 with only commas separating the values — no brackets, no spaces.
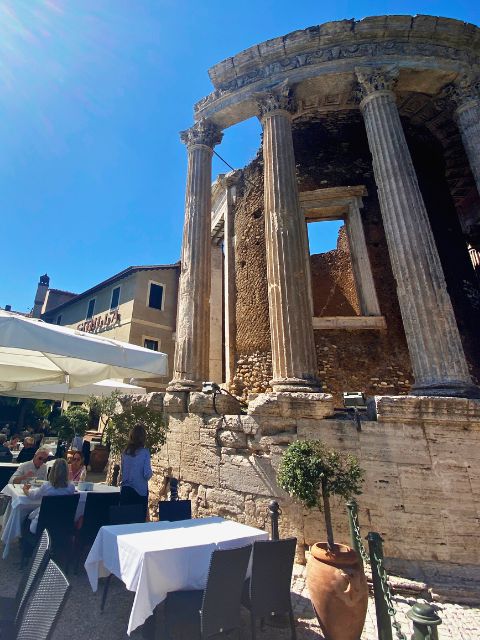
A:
277,439,368,640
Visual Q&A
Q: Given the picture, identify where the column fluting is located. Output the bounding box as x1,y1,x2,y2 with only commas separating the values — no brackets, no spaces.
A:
258,85,320,392
451,74,480,196
356,66,479,398
168,120,223,391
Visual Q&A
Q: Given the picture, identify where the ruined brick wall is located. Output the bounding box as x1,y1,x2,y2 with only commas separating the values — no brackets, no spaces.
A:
232,112,412,402
231,111,480,401
232,155,272,396
310,225,360,317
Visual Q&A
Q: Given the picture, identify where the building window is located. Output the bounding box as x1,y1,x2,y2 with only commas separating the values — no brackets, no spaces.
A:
110,286,121,309
56,315,62,325
86,298,96,319
148,282,164,310
144,338,159,351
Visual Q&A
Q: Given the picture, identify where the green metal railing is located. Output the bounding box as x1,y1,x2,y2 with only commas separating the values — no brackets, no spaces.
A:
346,499,442,640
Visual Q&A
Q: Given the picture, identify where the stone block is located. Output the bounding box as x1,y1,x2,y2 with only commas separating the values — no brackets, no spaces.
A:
219,452,283,498
189,391,243,415
163,391,188,413
248,392,334,419
283,26,320,55
217,429,247,448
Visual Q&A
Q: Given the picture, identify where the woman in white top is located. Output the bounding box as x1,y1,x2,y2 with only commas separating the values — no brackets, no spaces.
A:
23,458,75,534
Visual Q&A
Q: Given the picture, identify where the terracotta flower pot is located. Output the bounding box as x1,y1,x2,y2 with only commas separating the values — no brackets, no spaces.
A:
89,445,109,473
306,542,368,640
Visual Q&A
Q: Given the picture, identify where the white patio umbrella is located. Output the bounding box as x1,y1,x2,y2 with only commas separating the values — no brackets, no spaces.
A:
0,310,168,388
0,378,146,402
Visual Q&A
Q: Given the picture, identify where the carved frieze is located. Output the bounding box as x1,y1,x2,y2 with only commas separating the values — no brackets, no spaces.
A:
180,119,223,149
194,40,480,114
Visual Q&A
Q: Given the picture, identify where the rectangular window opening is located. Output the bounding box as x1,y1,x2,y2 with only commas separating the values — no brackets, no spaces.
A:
86,299,96,320
148,283,164,310
110,286,121,309
307,219,361,317
144,338,159,351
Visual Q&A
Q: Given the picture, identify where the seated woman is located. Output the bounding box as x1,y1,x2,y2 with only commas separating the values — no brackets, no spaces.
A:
68,452,87,483
22,458,75,535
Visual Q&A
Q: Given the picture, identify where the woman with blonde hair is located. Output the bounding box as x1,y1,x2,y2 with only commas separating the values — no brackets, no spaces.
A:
119,424,152,521
22,458,75,534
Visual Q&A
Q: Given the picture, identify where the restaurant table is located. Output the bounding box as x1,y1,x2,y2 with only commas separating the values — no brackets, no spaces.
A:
0,482,120,559
85,516,269,635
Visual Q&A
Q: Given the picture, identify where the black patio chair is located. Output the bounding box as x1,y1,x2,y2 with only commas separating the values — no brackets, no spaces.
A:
0,529,50,631
74,492,120,573
21,493,80,569
16,559,70,640
164,544,252,639
242,537,297,640
158,499,192,522
108,503,146,525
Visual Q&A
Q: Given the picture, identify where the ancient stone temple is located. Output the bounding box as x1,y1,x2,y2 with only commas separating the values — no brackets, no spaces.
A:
157,15,480,572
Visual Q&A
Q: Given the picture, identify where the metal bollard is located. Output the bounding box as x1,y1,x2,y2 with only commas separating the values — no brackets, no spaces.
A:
169,477,179,501
407,603,442,640
367,532,393,640
268,500,280,540
346,499,363,566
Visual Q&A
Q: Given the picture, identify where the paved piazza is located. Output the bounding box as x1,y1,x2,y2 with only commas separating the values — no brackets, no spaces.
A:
0,541,478,639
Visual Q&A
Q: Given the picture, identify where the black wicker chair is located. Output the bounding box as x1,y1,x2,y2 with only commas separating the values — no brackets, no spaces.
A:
21,494,80,569
164,544,252,639
0,530,50,632
74,492,120,573
242,538,297,640
16,559,70,640
158,499,192,522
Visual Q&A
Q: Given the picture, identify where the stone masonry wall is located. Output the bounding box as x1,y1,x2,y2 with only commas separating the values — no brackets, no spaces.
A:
156,393,480,568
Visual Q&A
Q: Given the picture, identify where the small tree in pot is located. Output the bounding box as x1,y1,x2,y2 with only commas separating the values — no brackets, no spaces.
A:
277,439,364,551
277,440,367,640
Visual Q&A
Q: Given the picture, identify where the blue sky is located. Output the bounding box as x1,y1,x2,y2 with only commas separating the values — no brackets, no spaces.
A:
2,0,479,312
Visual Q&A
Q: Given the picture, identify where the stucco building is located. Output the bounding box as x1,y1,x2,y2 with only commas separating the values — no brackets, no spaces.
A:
38,265,180,390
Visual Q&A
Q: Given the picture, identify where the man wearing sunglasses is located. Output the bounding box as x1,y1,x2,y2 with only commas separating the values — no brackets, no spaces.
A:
9,447,50,484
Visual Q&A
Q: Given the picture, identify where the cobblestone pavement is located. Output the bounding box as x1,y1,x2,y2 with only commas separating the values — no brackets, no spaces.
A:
0,541,478,640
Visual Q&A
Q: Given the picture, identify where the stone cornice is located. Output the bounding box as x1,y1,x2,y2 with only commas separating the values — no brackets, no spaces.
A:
180,119,223,149
208,16,480,90
194,16,480,127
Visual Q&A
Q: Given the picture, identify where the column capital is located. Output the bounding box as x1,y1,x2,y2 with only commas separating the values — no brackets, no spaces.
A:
355,65,399,107
256,81,296,121
448,73,480,113
180,119,223,150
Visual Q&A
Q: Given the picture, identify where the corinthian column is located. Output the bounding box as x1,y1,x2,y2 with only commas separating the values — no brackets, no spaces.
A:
356,66,479,398
168,120,223,391
450,74,480,195
258,84,320,392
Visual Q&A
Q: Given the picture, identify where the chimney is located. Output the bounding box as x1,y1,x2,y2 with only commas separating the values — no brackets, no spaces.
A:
5,305,11,312
32,274,50,318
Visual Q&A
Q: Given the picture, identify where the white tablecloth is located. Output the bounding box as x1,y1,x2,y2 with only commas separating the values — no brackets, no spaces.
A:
85,516,269,635
0,483,120,558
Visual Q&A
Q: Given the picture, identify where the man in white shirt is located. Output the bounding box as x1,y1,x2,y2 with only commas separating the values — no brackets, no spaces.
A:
9,447,49,484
